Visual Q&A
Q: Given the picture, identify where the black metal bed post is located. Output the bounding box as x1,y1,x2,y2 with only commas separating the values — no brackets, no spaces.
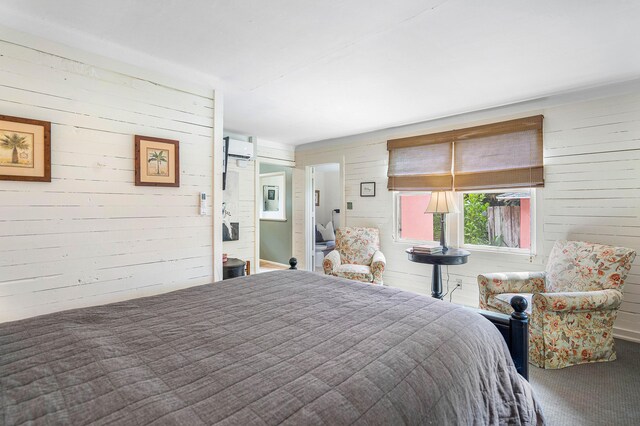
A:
289,258,298,270
509,295,529,381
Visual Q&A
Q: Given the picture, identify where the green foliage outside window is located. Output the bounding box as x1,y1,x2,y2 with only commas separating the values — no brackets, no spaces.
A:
433,214,442,241
464,193,490,245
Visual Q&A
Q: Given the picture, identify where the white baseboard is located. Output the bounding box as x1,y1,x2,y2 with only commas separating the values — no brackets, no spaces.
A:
613,327,640,343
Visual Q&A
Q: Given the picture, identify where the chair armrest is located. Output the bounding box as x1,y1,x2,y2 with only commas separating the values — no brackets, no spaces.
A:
478,272,546,310
371,250,386,284
533,289,623,313
479,272,546,294
323,250,341,274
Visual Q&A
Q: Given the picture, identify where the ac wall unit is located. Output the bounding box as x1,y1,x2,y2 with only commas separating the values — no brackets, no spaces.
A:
227,138,254,160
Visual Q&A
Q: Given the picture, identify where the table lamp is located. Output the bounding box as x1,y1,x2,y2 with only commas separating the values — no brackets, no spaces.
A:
425,191,457,252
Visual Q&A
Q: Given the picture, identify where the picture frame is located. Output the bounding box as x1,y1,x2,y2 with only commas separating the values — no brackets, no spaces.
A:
0,114,51,182
135,135,179,187
260,171,287,221
315,190,320,206
360,181,376,197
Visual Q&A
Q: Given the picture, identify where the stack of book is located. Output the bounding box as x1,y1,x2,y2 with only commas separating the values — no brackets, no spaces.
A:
412,244,443,254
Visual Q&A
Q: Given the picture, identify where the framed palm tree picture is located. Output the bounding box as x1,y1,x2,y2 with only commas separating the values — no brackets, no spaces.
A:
135,135,179,187
0,114,51,182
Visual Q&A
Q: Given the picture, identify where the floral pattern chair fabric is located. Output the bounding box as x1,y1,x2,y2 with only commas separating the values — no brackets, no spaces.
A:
323,227,386,284
478,240,636,369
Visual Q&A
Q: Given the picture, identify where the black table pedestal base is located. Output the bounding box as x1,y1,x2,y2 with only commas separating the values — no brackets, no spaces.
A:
431,264,443,299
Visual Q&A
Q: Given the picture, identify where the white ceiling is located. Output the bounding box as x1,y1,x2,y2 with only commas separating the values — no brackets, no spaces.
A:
1,0,640,145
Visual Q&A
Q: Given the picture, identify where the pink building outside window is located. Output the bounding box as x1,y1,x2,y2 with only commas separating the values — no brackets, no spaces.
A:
399,193,434,241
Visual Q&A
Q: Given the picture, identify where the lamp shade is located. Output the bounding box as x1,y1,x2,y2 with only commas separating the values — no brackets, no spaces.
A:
425,191,457,214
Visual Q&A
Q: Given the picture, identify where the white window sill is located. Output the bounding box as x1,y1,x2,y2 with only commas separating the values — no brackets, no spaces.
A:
392,238,440,247
460,245,543,265
461,244,531,255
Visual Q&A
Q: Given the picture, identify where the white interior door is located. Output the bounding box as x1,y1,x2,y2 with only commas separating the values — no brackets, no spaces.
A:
305,166,316,271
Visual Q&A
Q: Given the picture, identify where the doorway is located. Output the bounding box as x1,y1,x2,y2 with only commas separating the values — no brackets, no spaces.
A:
257,161,293,272
306,163,342,272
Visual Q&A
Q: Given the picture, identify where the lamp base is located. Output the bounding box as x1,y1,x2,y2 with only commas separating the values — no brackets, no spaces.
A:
440,214,448,253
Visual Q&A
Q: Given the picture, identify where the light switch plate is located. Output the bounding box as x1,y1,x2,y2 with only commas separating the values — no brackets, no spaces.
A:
347,202,353,210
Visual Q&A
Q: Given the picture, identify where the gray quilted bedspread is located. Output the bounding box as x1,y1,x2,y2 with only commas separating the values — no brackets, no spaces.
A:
1,270,544,425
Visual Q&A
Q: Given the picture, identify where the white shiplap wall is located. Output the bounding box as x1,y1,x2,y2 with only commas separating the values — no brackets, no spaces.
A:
294,84,640,341
0,36,217,322
223,159,256,273
257,139,296,167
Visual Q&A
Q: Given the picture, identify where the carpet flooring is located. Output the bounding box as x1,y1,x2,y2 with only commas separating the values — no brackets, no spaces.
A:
530,339,639,425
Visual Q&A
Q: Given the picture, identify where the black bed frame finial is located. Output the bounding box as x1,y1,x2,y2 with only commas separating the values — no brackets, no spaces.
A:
510,295,528,319
477,295,530,381
509,295,529,380
289,258,298,270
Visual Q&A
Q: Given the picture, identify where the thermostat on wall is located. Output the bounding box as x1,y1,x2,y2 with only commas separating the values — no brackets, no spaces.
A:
200,192,207,215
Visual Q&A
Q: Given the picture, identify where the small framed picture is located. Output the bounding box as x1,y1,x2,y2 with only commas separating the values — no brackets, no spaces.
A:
135,135,179,187
360,181,376,197
0,114,51,182
260,171,287,221
315,190,320,206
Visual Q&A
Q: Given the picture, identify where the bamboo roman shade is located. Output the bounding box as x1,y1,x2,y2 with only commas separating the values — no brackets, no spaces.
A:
387,115,543,191
387,138,453,191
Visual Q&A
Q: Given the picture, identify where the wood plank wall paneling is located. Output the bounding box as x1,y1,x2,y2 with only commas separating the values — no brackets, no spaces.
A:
257,141,295,165
294,90,640,341
222,160,256,272
0,39,215,322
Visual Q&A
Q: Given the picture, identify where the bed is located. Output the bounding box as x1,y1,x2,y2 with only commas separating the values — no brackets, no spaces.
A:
1,270,544,425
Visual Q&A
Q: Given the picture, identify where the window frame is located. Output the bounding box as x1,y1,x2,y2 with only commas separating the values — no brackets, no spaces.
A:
454,188,538,256
393,188,540,257
392,191,440,245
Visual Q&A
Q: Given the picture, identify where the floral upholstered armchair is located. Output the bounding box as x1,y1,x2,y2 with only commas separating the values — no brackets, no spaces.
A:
478,240,636,369
323,227,386,284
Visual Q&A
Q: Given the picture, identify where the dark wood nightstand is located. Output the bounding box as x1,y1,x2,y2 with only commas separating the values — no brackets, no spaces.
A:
223,258,246,280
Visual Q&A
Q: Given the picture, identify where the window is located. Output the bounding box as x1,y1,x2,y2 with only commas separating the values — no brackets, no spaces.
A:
394,192,440,242
459,189,534,252
388,116,542,253
395,189,536,253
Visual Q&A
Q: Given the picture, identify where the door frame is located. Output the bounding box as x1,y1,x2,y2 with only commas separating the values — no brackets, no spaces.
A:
255,157,295,272
304,159,345,272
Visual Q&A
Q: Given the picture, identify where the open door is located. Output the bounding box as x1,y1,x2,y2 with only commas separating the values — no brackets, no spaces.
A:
305,166,316,271
306,163,342,273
